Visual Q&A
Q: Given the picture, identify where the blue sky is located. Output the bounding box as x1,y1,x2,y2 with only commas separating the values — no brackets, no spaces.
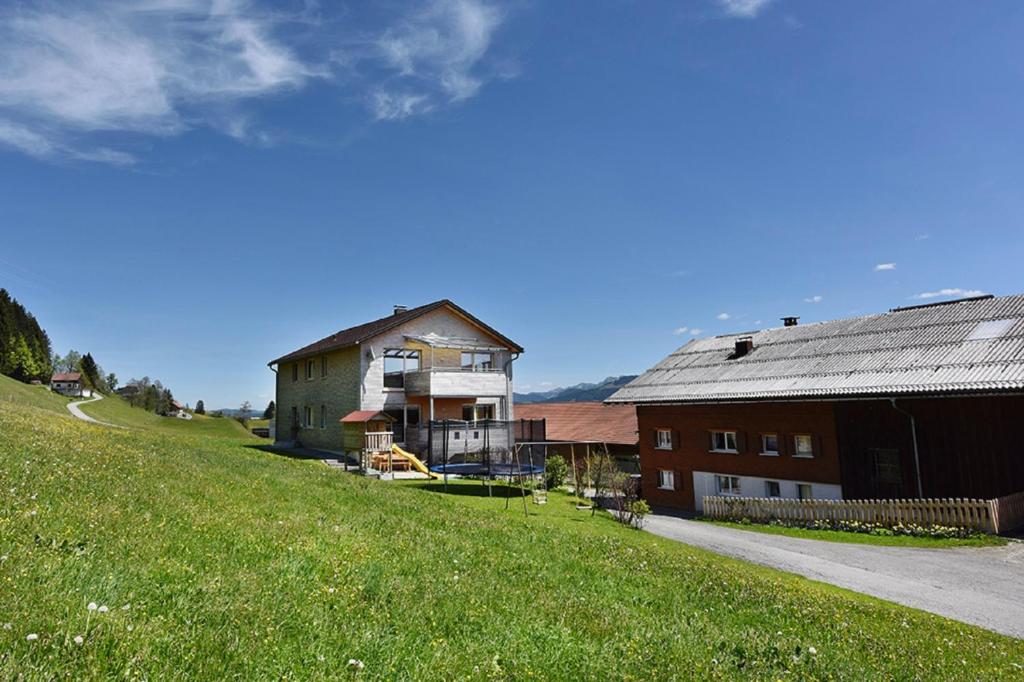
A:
2,0,1023,409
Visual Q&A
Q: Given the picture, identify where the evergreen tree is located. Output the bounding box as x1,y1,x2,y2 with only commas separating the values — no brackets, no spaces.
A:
0,288,53,382
195,400,205,415
80,353,100,390
263,400,275,420
105,373,118,392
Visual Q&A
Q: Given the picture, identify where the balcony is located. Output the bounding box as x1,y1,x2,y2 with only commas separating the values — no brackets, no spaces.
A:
402,367,509,398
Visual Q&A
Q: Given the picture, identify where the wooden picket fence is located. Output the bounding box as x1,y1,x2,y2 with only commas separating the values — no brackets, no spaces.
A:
703,491,1024,534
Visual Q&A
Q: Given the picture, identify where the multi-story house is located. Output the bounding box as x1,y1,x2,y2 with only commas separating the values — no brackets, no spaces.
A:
607,294,1024,511
267,300,523,455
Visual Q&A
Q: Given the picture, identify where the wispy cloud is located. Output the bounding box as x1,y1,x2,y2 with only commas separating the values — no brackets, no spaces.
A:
804,295,823,303
716,312,731,320
912,288,985,300
673,326,689,335
372,0,507,120
914,233,930,241
689,328,703,336
716,0,774,19
0,0,514,162
874,262,896,271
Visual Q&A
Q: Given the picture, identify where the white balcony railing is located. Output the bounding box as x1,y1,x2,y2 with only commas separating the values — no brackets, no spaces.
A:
403,367,509,397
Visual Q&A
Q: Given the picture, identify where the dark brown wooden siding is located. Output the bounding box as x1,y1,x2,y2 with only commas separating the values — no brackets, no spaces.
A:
834,396,1024,500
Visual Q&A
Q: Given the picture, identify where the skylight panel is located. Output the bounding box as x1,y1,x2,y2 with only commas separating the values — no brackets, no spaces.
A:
966,319,1017,341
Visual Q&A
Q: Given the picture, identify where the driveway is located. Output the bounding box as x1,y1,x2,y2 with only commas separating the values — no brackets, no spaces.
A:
644,511,1024,639
66,393,120,428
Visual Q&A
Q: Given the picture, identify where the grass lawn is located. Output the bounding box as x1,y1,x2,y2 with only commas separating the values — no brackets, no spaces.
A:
0,373,74,416
704,519,1009,548
1,400,1022,679
77,393,253,439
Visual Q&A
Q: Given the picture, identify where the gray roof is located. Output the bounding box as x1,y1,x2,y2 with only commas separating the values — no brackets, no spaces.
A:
607,294,1024,404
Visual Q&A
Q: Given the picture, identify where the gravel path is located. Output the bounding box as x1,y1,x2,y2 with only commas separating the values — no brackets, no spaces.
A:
66,393,121,428
644,511,1024,639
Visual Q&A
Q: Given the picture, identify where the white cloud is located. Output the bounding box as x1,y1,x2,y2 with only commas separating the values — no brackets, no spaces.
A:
673,326,689,335
689,328,703,336
912,288,985,300
716,0,774,19
874,263,896,271
716,312,731,320
804,295,823,303
915,233,930,241
0,1,514,162
372,0,506,120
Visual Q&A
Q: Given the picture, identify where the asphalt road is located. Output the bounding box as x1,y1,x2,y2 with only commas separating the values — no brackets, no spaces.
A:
66,393,120,427
644,511,1024,639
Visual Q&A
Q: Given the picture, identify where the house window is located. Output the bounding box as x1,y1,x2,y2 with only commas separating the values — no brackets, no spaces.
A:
383,349,420,388
797,483,813,500
461,351,493,370
793,434,814,458
305,359,315,380
655,429,673,450
715,475,741,496
760,433,779,456
710,431,738,453
303,406,313,428
291,363,298,382
764,480,781,498
462,403,495,422
320,404,326,429
658,469,675,490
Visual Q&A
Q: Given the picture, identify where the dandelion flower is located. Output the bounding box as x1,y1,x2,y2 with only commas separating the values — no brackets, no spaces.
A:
98,605,109,613
74,635,84,645
26,633,38,641
87,602,97,611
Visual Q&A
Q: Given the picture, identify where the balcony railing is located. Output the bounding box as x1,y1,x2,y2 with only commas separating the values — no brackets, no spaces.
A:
364,431,393,453
402,367,509,397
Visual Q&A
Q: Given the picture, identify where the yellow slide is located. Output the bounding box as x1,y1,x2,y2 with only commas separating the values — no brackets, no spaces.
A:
391,444,440,479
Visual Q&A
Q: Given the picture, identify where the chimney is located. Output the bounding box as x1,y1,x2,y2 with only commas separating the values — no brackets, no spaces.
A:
782,316,799,327
734,336,754,357
393,304,408,316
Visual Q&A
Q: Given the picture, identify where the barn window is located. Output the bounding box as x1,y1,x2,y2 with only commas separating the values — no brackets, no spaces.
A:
655,429,673,450
710,431,738,453
760,433,779,455
793,434,814,458
658,470,675,490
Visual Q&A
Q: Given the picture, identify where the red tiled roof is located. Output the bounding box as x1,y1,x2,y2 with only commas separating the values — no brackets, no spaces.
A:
514,401,638,445
51,372,81,382
269,299,523,366
340,410,396,423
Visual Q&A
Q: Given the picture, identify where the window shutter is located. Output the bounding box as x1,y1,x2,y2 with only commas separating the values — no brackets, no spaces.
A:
672,430,681,450
813,434,823,458
652,429,660,449
778,433,788,456
707,431,714,451
736,431,748,454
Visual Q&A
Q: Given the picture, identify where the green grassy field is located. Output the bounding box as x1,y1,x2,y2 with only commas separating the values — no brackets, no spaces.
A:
704,519,1008,548
78,393,253,438
0,373,74,415
1,399,1021,679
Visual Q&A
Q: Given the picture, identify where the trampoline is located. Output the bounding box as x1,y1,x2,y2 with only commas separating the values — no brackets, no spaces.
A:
428,462,545,477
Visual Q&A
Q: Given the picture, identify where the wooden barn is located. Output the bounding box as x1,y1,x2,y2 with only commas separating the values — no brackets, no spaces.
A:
607,294,1024,512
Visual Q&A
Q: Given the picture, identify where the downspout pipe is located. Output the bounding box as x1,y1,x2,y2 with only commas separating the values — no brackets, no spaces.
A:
890,398,924,498
503,352,520,421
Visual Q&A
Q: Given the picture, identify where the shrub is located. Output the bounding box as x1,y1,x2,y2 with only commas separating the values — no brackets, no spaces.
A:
545,454,568,489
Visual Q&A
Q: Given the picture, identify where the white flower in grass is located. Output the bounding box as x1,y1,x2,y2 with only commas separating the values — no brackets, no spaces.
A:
26,633,38,641
87,602,98,611
122,604,131,611
74,635,84,645
2,623,11,630
808,646,817,655
347,658,365,671
98,605,109,613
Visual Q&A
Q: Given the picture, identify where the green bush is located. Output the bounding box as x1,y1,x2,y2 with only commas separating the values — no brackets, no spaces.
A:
544,454,568,489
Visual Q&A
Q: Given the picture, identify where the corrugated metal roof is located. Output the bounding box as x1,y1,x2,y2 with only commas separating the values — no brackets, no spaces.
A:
607,294,1024,404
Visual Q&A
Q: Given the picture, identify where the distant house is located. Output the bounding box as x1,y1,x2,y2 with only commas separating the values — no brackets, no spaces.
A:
608,294,1024,511
169,400,191,419
267,300,523,454
514,401,639,472
50,372,91,398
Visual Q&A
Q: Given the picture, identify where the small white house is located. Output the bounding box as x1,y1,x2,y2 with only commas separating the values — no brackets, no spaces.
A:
50,372,92,398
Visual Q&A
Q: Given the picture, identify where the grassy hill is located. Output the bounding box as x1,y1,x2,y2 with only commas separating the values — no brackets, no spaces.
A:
1,399,1021,679
0,373,75,416
78,394,253,438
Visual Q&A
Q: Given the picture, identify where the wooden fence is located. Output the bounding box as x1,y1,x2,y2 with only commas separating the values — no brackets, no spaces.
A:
702,492,1024,534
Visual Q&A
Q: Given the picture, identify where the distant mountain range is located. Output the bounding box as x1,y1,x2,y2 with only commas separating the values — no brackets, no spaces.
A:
514,375,638,404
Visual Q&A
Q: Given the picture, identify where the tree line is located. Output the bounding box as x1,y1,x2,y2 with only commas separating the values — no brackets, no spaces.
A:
0,288,53,382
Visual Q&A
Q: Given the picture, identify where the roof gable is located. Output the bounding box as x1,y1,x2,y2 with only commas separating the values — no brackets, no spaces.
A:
608,294,1024,404
269,300,523,365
